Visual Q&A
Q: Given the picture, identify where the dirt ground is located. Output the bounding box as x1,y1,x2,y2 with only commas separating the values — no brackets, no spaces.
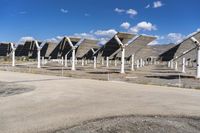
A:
0,60,200,89
1,70,200,133
0,82,35,97
55,115,200,133
1,61,200,133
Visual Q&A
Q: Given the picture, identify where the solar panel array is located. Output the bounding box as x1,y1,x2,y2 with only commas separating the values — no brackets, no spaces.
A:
0,32,158,61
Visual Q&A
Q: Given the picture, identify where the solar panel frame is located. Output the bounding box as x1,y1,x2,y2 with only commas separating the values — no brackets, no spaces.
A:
116,35,156,58
97,32,135,60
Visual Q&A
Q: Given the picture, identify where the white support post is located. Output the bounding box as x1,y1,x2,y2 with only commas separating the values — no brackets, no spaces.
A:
136,60,139,69
170,60,174,69
37,49,41,68
81,59,84,66
197,47,200,78
35,41,41,69
143,61,145,67
42,57,45,65
150,58,153,65
182,57,186,73
94,56,97,69
61,56,64,65
153,59,156,65
102,57,104,65
71,47,76,71
175,61,178,71
140,59,143,67
121,46,125,74
175,57,178,71
12,49,15,67
168,61,171,68
65,55,68,67
11,43,16,67
131,55,134,71
114,59,117,67
106,57,109,68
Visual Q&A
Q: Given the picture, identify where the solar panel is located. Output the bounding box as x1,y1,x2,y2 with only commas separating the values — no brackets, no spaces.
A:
97,32,135,60
49,37,81,59
41,42,58,59
0,43,11,56
116,35,156,58
76,39,99,59
174,32,200,59
160,31,200,61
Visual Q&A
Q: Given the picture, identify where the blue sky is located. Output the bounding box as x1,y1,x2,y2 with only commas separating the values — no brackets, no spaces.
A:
0,0,199,44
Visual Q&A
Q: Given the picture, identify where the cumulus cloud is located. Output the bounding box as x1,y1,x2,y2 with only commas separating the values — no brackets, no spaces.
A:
114,8,125,13
197,28,200,32
94,29,117,37
114,8,138,17
153,1,164,8
126,9,138,17
167,33,185,44
72,29,118,45
120,22,130,29
130,21,157,33
60,8,68,13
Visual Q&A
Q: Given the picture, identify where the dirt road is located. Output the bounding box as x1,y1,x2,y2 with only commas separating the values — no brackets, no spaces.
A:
0,71,200,133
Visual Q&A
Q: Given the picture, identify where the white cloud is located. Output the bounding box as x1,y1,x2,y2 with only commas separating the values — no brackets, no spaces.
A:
137,21,157,30
145,4,150,9
60,8,68,13
114,8,138,18
73,29,118,45
120,22,130,29
148,40,159,45
94,29,117,37
167,33,185,44
19,36,35,43
98,38,109,45
45,36,64,43
129,27,139,33
73,33,96,40
114,8,125,13
197,28,200,32
130,21,157,33
153,1,164,8
126,9,138,17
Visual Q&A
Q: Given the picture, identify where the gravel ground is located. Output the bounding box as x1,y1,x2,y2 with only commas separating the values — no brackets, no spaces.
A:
55,115,200,133
0,61,200,89
0,82,35,97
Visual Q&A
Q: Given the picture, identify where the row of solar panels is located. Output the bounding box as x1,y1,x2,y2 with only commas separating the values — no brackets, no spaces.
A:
0,32,156,60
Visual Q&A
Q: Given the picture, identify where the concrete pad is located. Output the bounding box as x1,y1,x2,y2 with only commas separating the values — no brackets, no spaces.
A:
0,71,200,133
